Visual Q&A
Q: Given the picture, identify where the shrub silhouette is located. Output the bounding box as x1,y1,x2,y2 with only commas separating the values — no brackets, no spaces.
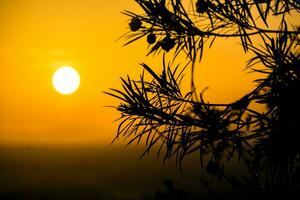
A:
106,0,300,196
154,179,187,200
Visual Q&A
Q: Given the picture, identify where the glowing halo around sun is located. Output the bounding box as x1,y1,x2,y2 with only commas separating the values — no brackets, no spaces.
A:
52,66,80,95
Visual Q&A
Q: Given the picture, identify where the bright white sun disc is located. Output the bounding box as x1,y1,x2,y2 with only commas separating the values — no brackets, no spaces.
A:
52,66,80,95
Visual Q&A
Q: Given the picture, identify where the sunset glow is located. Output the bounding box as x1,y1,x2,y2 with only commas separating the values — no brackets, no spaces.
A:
1,0,296,145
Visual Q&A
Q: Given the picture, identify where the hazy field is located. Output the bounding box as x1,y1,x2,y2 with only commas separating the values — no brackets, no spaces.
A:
0,145,224,200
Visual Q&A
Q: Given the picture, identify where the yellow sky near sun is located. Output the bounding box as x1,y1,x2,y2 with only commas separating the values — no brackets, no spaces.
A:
0,0,290,145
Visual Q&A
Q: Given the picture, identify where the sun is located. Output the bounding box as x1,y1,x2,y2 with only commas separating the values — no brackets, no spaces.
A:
52,66,80,95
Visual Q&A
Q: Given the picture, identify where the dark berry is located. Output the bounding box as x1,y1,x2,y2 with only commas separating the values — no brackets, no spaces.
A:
147,33,156,44
196,0,209,14
205,161,222,175
163,179,173,191
161,36,175,52
129,17,142,31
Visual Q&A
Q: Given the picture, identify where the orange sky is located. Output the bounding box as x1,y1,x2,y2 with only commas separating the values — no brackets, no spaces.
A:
0,0,270,145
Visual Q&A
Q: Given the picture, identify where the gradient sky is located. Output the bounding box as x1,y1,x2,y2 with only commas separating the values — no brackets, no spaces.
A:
0,0,261,145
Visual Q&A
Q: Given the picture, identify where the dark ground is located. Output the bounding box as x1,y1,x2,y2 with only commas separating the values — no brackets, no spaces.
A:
0,145,229,200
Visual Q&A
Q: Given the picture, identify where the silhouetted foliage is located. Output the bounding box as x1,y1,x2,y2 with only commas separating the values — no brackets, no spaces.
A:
106,0,300,196
154,179,187,200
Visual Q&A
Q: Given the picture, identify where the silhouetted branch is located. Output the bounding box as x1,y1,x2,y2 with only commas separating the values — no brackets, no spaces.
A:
106,0,300,192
